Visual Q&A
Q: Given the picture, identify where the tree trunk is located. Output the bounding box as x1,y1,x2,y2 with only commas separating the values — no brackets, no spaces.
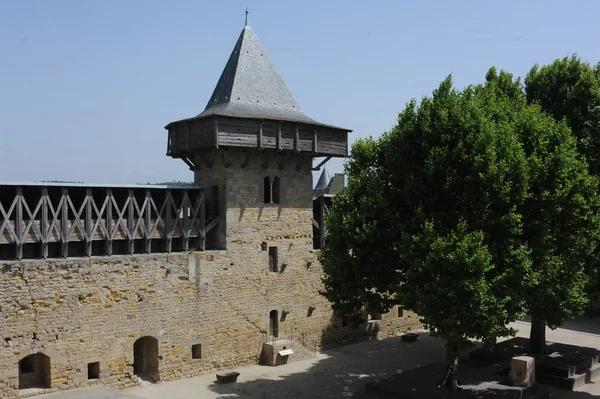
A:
530,313,546,355
439,344,460,391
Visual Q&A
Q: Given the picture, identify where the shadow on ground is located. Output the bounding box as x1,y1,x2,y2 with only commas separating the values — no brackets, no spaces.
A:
207,330,451,398
519,315,600,336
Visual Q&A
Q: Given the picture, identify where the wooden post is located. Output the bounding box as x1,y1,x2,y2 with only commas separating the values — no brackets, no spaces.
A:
182,191,189,252
15,188,23,260
294,125,299,152
166,190,172,253
277,123,282,150
106,189,113,256
258,121,263,149
85,189,93,257
145,190,152,254
128,190,134,254
61,188,68,258
313,128,318,153
41,188,49,259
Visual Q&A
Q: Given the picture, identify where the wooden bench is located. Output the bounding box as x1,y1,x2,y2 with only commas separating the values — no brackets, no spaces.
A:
216,371,240,384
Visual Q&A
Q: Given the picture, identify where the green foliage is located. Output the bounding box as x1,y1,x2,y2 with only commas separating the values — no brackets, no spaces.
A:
321,65,600,374
526,56,600,174
525,55,600,322
405,221,517,348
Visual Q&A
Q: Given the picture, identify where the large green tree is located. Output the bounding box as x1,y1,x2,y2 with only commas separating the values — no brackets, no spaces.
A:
321,69,600,389
526,55,600,297
322,72,533,390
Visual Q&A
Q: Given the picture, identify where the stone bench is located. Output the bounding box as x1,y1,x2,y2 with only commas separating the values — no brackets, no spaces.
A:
216,371,240,384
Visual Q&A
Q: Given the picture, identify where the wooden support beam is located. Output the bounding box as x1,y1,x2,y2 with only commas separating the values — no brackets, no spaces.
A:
258,121,263,149
106,189,113,256
167,129,172,156
294,125,299,152
165,190,172,253
41,188,49,259
128,190,135,254
15,188,23,260
85,189,93,257
312,156,332,171
145,190,152,254
0,185,218,260
180,156,196,171
182,192,189,252
277,123,282,151
313,128,318,153
61,188,69,258
200,191,206,251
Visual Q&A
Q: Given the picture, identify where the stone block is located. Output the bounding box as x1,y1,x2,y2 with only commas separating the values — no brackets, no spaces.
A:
511,356,535,387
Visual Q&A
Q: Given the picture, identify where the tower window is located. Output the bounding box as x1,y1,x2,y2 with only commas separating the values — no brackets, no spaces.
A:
272,177,280,203
263,176,281,204
264,177,271,204
268,247,279,272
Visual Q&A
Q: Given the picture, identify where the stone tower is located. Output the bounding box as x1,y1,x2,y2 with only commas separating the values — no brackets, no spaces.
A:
165,22,350,249
164,21,352,352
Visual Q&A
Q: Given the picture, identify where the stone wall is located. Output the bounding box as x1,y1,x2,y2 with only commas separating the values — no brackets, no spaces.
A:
0,149,422,398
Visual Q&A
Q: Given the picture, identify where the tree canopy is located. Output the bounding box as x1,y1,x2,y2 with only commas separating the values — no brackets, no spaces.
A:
320,65,600,389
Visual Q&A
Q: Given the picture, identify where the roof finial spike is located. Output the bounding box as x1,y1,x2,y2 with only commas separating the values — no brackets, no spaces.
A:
245,8,249,26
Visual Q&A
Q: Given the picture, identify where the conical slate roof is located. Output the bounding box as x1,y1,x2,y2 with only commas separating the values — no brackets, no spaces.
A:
315,166,331,190
196,25,316,124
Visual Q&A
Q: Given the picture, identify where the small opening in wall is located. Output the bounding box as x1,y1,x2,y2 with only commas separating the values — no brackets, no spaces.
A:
263,177,271,204
272,177,280,204
268,247,279,273
368,312,382,321
398,307,404,317
192,344,202,360
87,362,100,380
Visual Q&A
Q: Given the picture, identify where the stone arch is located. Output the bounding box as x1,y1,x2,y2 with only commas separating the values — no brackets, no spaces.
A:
133,336,159,382
19,353,51,390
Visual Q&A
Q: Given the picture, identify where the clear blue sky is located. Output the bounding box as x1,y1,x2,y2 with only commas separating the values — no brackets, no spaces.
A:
1,1,599,185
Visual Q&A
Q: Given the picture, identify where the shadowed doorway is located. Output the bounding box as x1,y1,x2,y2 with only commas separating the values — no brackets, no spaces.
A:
133,336,159,382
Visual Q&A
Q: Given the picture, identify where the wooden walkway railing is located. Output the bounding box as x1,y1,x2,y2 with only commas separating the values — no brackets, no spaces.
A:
0,182,221,260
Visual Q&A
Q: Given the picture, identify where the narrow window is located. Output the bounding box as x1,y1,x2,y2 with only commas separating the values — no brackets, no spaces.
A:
272,177,281,203
268,247,279,272
192,344,202,360
398,307,404,317
269,310,279,337
263,177,271,204
87,362,100,380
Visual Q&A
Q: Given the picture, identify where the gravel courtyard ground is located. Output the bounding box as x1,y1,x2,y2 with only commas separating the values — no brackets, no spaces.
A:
38,316,599,399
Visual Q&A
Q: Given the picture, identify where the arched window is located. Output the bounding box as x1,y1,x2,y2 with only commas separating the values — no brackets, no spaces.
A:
264,177,271,204
272,177,280,204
